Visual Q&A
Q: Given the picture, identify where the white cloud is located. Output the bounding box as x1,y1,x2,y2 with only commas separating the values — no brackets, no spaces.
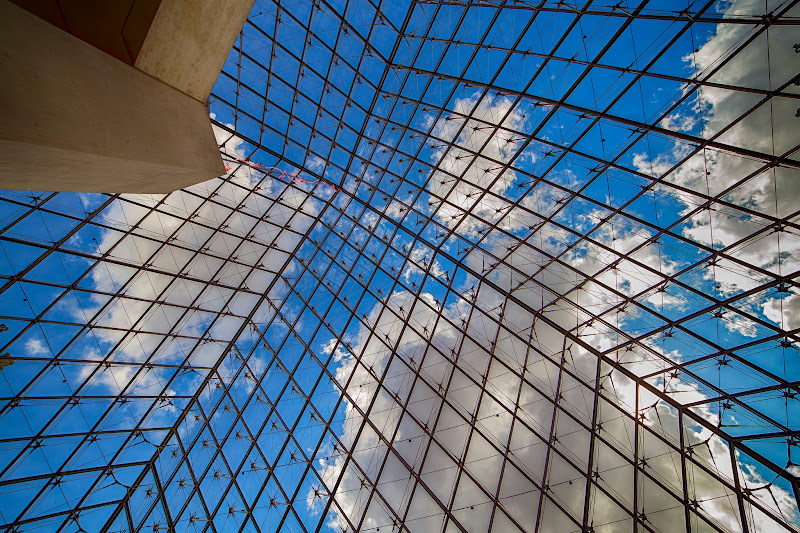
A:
63,123,320,420
660,111,699,133
313,3,800,528
306,154,326,174
763,293,800,331
313,245,798,531
633,0,800,326
426,93,526,235
24,337,49,356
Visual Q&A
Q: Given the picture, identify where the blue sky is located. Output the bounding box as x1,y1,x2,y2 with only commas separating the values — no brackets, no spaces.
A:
0,0,798,532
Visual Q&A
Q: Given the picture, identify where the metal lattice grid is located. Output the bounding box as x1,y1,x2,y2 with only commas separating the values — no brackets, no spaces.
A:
1,0,799,532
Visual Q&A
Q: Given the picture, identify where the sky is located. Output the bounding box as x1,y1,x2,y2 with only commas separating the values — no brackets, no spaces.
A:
0,0,798,532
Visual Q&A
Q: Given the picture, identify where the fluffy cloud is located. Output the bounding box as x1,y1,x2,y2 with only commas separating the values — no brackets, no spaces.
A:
24,337,50,356
314,253,797,531
314,163,797,529
763,293,800,332
312,2,799,530
634,0,800,319
425,93,526,236
68,122,320,419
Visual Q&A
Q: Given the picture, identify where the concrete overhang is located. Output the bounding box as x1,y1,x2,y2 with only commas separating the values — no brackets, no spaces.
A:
0,0,254,193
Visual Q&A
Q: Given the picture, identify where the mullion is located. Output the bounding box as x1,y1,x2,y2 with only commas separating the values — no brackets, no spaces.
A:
260,2,454,527
213,90,797,343
257,132,798,522
217,122,800,457
3,1,797,530
257,254,410,533
3,188,209,528
397,33,800,101
268,201,478,532
229,117,799,405
278,206,696,533
393,60,800,164
289,252,662,533
260,132,792,444
219,53,797,238
439,294,510,531
148,172,389,533
144,180,352,533
414,0,799,25
154,3,797,530
77,178,294,532
98,172,329,531
209,195,416,532
198,262,353,532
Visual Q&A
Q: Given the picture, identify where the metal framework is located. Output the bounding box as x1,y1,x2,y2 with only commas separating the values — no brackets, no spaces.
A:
1,0,799,531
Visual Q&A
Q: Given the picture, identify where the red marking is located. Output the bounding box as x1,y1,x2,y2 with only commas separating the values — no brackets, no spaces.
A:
223,157,340,194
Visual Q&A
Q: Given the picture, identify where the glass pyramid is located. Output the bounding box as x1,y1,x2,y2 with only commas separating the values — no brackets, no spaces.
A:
1,0,799,531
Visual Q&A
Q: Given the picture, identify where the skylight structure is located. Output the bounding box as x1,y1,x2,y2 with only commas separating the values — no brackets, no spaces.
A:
1,0,799,532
